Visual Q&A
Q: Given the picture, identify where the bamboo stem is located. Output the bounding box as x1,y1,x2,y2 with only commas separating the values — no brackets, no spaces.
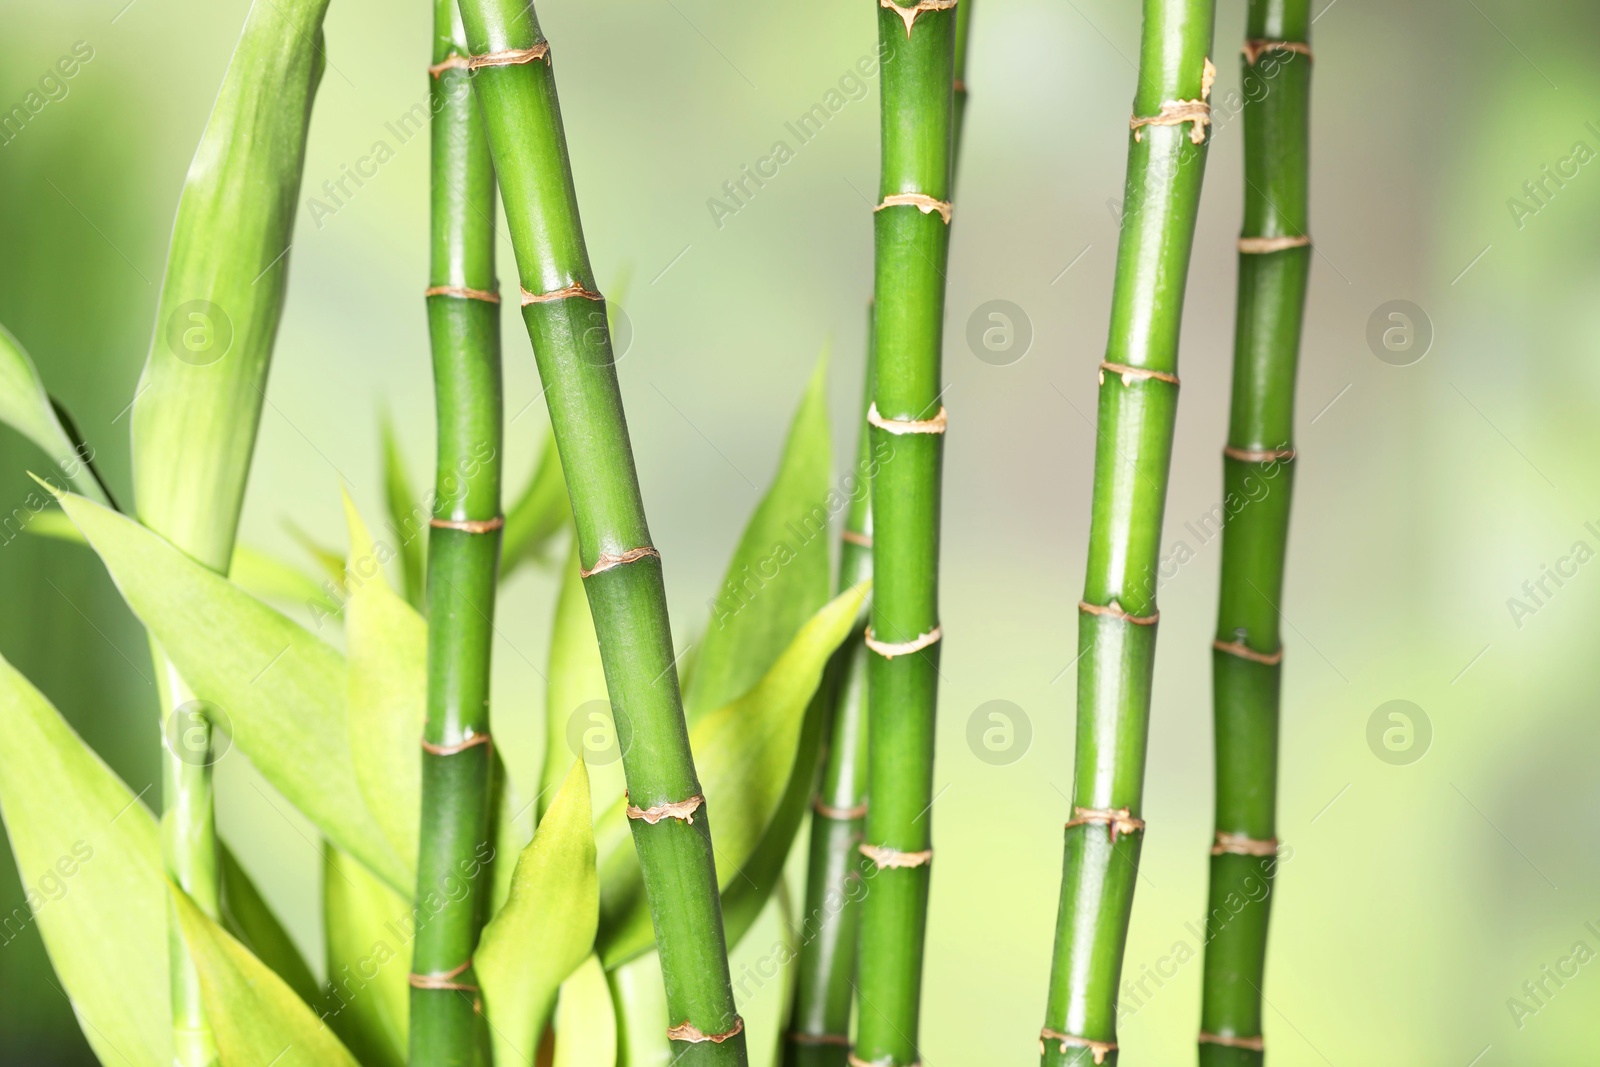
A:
1040,2,1216,1063
407,2,502,1063
853,3,958,1065
452,2,747,1062
1199,2,1310,1062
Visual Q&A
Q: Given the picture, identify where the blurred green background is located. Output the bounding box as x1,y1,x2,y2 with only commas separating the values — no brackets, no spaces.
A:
3,0,1599,1062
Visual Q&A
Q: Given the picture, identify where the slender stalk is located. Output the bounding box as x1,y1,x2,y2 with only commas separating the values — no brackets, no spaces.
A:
1039,2,1216,1064
451,2,746,1062
853,4,957,1065
1199,3,1310,1062
407,4,502,1063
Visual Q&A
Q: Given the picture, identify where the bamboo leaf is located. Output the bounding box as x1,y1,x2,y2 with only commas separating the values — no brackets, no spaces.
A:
685,351,833,724
342,490,425,877
477,760,598,1067
172,884,362,1067
553,955,616,1067
52,486,409,893
0,325,107,503
380,410,428,608
502,424,570,579
609,952,671,1067
219,845,320,1007
0,652,170,1065
539,538,619,821
322,847,410,1067
596,582,868,966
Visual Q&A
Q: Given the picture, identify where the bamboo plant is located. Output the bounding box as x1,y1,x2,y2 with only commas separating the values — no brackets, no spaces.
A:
853,2,959,1066
1039,1,1216,1064
452,0,748,1060
1199,2,1311,1061
408,1,503,1061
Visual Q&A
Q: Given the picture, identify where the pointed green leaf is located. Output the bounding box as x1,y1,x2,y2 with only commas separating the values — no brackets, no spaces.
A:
477,760,598,1067
380,411,428,608
540,539,623,821
0,325,108,503
503,424,570,580
609,952,672,1067
323,847,410,1067
0,652,170,1065
172,884,362,1067
342,490,425,877
219,844,320,1007
553,955,616,1067
686,351,832,724
596,582,868,966
286,518,347,586
54,488,409,893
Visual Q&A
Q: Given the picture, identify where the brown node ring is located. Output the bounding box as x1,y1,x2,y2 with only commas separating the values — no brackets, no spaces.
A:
867,402,947,435
1211,832,1279,857
1039,1029,1116,1065
841,529,873,548
1238,234,1312,254
521,282,604,305
1199,1031,1265,1051
421,732,492,756
1242,38,1312,65
581,546,661,579
1212,639,1283,666
430,515,505,534
1099,361,1180,387
1079,600,1159,626
814,797,868,820
1130,58,1216,144
626,791,704,825
427,54,470,77
1065,805,1145,842
859,842,933,869
874,191,954,224
667,1015,744,1044
790,1031,851,1047
425,284,500,304
1223,445,1296,463
466,42,550,70
864,625,942,659
409,959,477,991
879,0,958,38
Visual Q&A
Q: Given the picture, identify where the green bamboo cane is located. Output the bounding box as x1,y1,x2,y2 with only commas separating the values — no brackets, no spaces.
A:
406,3,502,1062
853,3,958,1065
1198,3,1310,1062
1039,2,1216,1064
128,1,330,1060
450,2,747,1062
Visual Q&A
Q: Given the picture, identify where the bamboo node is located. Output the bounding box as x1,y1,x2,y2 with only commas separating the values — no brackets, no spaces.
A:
874,191,953,224
522,282,604,305
1211,832,1279,857
814,797,869,820
409,959,477,991
466,43,550,70
1238,234,1312,254
1078,600,1159,626
429,515,505,533
858,842,933,869
864,625,942,659
1098,361,1180,387
842,529,873,548
424,284,501,304
867,402,947,435
1242,38,1313,65
581,546,661,578
1039,1029,1116,1064
626,791,705,825
427,54,470,77
1199,1031,1265,1051
1213,639,1283,666
1130,58,1216,144
1065,806,1145,842
1223,445,1296,463
879,0,958,38
791,1032,851,1047
420,732,493,756
667,1015,744,1044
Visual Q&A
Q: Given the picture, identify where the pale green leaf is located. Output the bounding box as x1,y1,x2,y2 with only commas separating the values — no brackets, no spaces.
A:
609,952,671,1067
380,410,428,608
172,884,362,1067
323,847,410,1067
478,760,598,1067
0,652,170,1065
54,487,409,893
686,351,832,724
219,845,320,1007
0,325,107,503
342,490,425,877
502,424,570,580
539,539,622,822
596,582,868,966
553,955,616,1067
